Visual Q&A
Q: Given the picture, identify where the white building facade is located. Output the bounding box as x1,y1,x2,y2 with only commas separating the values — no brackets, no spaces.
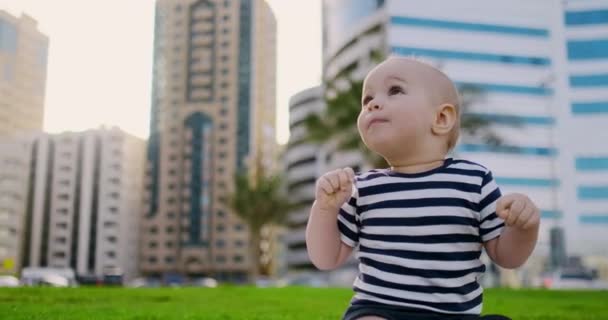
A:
321,0,608,278
23,128,145,281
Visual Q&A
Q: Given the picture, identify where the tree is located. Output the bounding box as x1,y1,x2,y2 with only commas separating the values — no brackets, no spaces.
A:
228,165,292,283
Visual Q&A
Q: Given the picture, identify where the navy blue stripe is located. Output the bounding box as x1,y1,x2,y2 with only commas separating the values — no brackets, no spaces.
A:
359,245,481,261
361,273,480,296
339,208,356,225
359,181,481,197
364,216,478,227
480,223,504,237
354,287,483,313
359,197,477,212
479,188,501,212
481,172,493,188
480,212,499,225
360,257,485,279
361,232,480,244
338,220,359,243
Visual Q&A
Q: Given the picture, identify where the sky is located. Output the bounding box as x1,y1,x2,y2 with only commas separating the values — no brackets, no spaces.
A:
0,0,322,144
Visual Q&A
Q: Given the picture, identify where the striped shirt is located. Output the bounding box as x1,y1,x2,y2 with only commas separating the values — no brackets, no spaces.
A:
337,158,504,315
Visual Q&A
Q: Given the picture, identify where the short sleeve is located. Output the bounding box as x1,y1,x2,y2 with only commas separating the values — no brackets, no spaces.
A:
478,170,504,242
337,184,360,248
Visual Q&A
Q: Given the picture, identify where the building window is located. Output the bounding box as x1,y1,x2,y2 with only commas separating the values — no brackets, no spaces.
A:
216,239,225,248
233,255,243,263
165,256,174,264
166,241,174,248
166,226,175,234
235,240,245,248
106,251,116,258
234,224,244,231
216,224,225,232
149,226,158,234
148,256,157,264
216,255,226,263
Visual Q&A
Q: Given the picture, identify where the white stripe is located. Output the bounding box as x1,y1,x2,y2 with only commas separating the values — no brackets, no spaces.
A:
363,225,479,236
359,263,479,288
482,226,504,242
480,217,503,230
360,238,482,252
361,206,476,220
357,173,483,188
358,188,478,206
359,252,482,271
354,291,482,315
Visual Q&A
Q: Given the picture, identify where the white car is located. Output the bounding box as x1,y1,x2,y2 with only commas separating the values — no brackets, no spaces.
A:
0,275,19,287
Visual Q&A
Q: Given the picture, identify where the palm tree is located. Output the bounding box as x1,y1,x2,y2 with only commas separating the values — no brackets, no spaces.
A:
228,164,292,283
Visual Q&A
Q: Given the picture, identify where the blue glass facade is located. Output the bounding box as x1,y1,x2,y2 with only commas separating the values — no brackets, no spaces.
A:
184,112,213,246
237,0,252,171
391,16,549,37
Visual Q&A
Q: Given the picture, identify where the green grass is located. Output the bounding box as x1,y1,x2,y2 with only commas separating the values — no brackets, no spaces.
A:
0,286,607,319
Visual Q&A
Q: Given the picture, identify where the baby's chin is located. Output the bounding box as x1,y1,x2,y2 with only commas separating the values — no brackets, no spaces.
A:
363,136,408,158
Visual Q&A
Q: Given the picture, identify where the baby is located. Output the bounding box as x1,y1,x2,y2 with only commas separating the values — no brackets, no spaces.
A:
306,57,540,320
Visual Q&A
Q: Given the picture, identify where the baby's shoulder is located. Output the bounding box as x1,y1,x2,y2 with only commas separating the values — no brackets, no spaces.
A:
448,158,491,174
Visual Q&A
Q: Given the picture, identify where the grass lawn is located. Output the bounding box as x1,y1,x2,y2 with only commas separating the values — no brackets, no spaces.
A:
0,286,607,319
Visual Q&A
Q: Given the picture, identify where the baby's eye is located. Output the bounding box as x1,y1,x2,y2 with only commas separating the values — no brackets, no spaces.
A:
388,85,404,95
362,95,373,106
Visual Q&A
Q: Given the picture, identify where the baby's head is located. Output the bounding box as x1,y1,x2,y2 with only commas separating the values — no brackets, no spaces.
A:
357,57,460,165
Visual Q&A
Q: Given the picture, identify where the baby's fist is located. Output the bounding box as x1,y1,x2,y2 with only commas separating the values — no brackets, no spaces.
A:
496,193,540,230
315,167,355,211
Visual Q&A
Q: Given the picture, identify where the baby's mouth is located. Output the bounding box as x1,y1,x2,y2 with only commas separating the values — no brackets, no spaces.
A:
368,118,389,129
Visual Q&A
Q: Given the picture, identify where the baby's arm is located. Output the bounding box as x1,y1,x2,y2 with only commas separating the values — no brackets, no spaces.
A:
306,168,355,270
484,193,540,269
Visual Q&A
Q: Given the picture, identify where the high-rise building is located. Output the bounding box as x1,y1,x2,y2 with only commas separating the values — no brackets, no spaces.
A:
319,0,608,279
0,11,48,136
285,86,323,271
22,128,145,281
141,0,277,281
558,1,608,257
0,136,32,274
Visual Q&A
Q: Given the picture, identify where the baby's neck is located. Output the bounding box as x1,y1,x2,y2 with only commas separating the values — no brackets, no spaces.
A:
389,158,446,174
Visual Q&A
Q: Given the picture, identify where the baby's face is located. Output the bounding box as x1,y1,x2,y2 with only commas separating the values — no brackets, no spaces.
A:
357,58,437,157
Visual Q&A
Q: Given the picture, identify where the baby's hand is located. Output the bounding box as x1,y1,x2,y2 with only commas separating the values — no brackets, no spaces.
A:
496,193,540,230
315,167,355,212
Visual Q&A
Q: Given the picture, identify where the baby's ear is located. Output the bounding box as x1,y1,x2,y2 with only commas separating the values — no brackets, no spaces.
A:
431,104,457,136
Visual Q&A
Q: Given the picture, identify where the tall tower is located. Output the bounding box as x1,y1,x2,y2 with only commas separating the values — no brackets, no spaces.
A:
141,0,277,281
0,11,48,136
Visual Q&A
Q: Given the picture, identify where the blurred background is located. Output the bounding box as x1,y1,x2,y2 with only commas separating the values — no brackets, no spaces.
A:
0,0,607,293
